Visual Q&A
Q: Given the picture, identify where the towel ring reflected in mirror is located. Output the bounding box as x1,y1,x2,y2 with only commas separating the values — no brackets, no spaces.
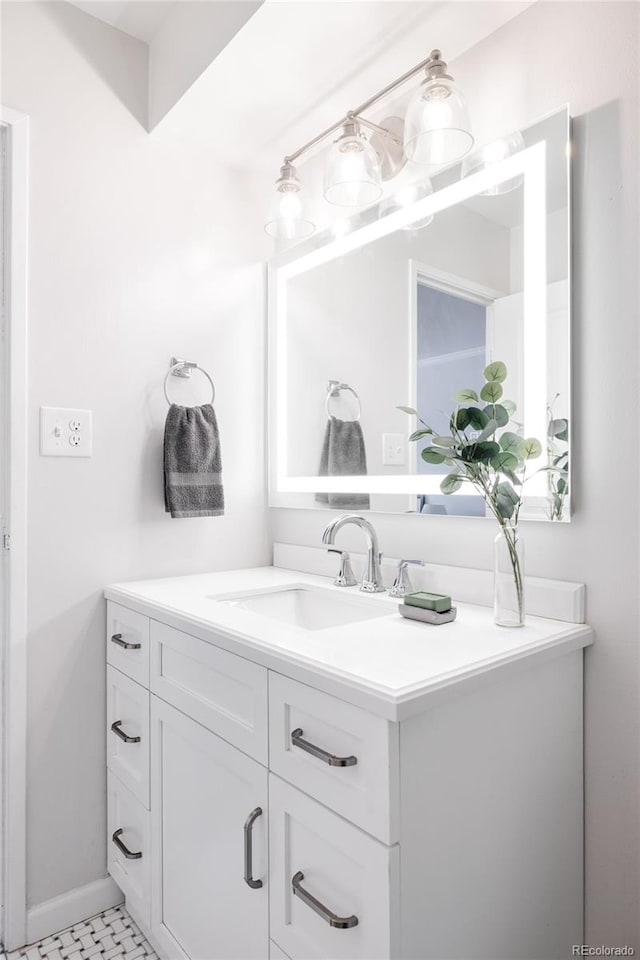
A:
325,380,361,422
164,359,216,407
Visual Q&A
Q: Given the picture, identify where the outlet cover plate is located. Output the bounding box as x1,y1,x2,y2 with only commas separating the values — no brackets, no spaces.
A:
40,407,93,457
382,432,405,466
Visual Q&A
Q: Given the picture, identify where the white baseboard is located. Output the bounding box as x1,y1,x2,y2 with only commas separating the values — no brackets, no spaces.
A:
26,877,123,945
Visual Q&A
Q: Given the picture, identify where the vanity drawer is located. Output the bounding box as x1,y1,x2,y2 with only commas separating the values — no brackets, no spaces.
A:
269,774,397,960
150,620,268,764
107,666,150,808
107,602,150,688
269,673,398,843
108,771,150,929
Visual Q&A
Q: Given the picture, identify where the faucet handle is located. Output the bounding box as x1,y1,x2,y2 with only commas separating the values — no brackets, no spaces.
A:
327,549,357,587
388,558,424,598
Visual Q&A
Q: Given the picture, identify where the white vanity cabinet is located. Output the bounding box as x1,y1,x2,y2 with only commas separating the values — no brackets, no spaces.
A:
150,698,268,960
105,591,589,960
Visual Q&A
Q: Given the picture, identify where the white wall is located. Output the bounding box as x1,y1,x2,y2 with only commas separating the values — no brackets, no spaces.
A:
148,0,262,130
1,0,269,912
271,1,640,948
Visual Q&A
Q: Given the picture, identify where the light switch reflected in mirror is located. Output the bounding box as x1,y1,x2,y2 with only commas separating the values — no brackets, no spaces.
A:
269,107,570,522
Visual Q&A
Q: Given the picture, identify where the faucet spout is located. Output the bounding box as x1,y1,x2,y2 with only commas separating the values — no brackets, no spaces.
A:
321,514,385,593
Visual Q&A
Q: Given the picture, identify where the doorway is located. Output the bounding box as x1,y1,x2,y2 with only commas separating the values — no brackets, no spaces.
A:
0,104,29,952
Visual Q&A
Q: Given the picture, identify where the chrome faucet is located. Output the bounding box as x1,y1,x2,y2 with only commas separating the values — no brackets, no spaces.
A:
322,514,386,593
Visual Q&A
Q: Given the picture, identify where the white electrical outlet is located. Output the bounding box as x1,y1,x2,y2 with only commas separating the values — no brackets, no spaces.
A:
40,407,93,457
382,433,406,466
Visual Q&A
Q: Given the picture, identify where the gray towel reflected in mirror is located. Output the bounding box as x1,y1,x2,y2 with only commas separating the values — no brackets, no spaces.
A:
316,418,370,510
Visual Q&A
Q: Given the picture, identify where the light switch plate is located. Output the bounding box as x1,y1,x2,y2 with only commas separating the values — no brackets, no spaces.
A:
40,407,93,457
383,432,405,466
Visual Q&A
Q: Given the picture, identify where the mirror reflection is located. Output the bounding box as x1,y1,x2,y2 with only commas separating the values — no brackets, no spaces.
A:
271,107,570,521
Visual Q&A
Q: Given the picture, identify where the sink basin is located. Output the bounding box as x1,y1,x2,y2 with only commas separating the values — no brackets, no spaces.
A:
213,585,391,631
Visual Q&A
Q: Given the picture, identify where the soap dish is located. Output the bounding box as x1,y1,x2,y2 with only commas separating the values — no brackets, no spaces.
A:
399,604,457,625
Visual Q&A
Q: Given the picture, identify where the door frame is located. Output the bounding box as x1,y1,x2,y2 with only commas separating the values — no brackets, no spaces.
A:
0,104,29,951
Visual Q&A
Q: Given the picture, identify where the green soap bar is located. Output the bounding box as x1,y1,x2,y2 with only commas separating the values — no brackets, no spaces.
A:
404,591,452,613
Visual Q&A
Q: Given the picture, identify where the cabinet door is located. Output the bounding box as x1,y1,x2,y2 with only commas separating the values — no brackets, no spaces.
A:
151,698,268,960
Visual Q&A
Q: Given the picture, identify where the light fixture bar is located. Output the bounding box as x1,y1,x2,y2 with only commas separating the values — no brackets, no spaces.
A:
284,50,442,165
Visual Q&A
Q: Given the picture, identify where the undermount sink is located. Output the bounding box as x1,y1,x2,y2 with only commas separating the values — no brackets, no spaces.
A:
212,585,391,631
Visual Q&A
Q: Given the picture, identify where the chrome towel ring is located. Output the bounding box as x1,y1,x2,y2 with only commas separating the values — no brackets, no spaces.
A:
164,357,215,406
325,380,361,422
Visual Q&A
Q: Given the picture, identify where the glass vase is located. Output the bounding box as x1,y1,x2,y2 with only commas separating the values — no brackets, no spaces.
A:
494,526,525,627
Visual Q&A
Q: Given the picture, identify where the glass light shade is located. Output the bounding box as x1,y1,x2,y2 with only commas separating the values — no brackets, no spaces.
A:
404,76,473,166
380,179,434,230
264,175,315,241
461,131,526,195
323,132,383,207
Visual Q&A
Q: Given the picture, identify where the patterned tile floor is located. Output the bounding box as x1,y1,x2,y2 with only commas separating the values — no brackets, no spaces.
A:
4,905,158,960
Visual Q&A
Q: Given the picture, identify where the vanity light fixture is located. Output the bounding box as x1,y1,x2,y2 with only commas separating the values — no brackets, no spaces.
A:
264,48,473,237
264,161,315,240
461,130,526,195
324,119,383,207
404,50,473,165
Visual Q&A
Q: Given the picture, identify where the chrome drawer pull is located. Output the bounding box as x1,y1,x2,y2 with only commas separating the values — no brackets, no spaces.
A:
243,807,263,889
110,720,141,744
291,728,357,767
110,633,141,651
112,828,142,860
292,871,358,929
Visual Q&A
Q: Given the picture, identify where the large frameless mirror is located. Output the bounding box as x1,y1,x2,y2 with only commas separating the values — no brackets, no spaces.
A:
268,107,571,521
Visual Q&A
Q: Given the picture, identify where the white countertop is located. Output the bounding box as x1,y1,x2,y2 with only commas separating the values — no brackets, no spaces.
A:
105,566,593,720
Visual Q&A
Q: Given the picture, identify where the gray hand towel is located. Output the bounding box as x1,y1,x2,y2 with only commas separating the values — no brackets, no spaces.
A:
164,404,224,518
315,417,370,510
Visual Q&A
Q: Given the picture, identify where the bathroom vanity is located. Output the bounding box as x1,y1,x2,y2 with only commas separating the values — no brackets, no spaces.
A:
104,553,592,960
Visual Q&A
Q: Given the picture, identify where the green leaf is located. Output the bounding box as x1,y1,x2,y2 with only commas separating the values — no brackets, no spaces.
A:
502,467,523,487
557,478,568,495
495,480,520,519
500,431,522,453
408,428,433,442
502,399,517,416
495,495,516,519
483,403,509,428
480,381,503,403
461,440,500,464
467,406,490,430
548,418,569,442
421,447,446,465
518,437,543,460
483,360,507,383
432,436,456,447
397,405,418,416
475,420,499,443
490,451,519,472
454,408,470,431
454,388,479,403
441,473,463,494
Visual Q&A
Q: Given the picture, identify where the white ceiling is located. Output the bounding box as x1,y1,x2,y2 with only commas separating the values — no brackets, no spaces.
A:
68,1,178,43
151,0,535,172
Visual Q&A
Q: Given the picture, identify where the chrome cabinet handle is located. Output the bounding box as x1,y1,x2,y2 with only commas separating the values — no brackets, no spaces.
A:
292,871,358,929
110,720,141,744
243,807,263,889
291,728,357,767
112,828,142,860
110,633,141,650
